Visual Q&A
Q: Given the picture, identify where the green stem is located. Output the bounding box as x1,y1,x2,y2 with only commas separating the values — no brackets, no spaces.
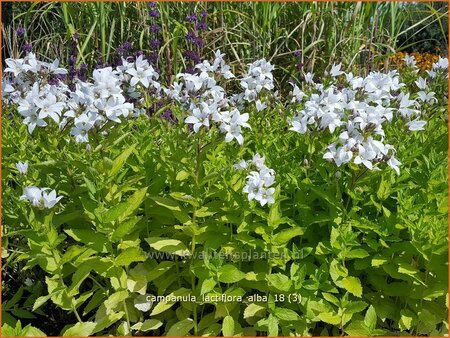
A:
191,234,198,335
190,131,203,336
72,303,83,323
122,299,131,335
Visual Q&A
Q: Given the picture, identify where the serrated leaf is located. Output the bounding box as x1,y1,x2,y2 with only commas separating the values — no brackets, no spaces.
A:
132,319,163,332
364,305,377,332
266,273,292,292
222,315,234,336
166,318,194,336
103,188,147,223
346,248,369,259
146,237,190,256
111,217,141,242
273,307,299,321
63,322,96,336
317,312,341,325
109,143,136,177
201,278,216,295
342,276,363,297
399,309,416,331
150,288,190,315
371,255,388,267
175,170,190,181
272,227,305,246
115,247,146,266
218,265,246,283
243,303,266,319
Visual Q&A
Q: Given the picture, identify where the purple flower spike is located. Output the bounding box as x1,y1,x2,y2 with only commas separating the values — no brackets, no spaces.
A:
184,50,200,64
149,9,160,18
22,43,32,53
194,37,204,48
150,38,161,49
16,27,25,37
149,24,161,34
185,13,197,22
196,21,207,31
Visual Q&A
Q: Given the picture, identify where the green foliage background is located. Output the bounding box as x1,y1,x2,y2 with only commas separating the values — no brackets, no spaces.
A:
1,1,449,337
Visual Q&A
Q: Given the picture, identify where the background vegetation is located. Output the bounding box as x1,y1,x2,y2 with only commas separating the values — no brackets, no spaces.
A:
2,1,448,88
1,1,449,337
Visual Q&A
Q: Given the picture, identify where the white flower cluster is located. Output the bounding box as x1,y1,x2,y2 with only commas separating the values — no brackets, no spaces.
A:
289,59,448,175
4,53,68,134
20,186,63,209
3,53,161,143
235,154,276,206
168,51,275,145
4,51,277,147
240,59,274,111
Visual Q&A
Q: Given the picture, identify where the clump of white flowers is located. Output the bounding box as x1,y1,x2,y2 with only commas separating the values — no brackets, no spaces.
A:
240,59,274,112
20,187,63,209
3,52,161,143
235,154,276,206
167,51,275,145
288,58,448,175
3,50,277,147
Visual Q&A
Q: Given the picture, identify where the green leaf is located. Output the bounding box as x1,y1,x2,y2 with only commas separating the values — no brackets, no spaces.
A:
83,177,96,195
222,315,234,336
244,303,266,319
109,143,136,177
150,196,190,223
345,320,370,336
272,227,305,246
166,318,194,336
32,294,54,311
342,276,363,297
371,255,388,267
345,248,370,259
273,307,299,321
364,305,377,332
68,262,92,296
345,301,368,315
266,273,292,292
150,288,190,315
218,265,246,283
317,312,341,325
103,188,147,223
63,322,97,336
115,247,147,266
146,237,190,256
131,319,163,332
170,192,198,206
267,314,279,336
104,290,129,313
398,263,419,276
399,309,416,331
64,229,111,253
201,278,216,295
111,217,141,242
150,196,182,211
175,170,190,181
21,325,47,337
